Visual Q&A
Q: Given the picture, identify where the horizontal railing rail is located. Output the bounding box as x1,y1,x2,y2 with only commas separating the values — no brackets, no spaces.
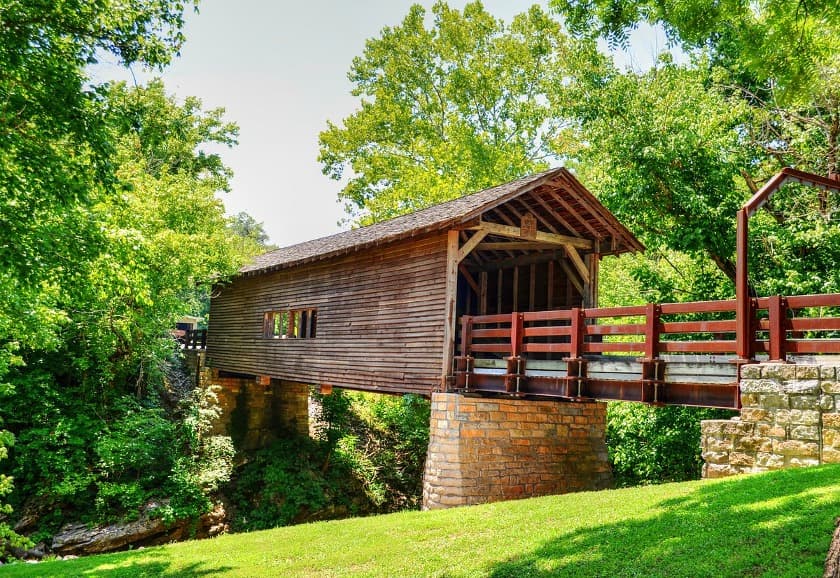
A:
460,293,840,362
453,293,840,409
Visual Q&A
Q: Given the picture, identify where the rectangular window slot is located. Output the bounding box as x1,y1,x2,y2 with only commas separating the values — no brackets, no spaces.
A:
264,309,317,339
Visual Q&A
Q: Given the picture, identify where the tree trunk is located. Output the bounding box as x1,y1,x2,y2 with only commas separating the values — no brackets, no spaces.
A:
826,517,840,578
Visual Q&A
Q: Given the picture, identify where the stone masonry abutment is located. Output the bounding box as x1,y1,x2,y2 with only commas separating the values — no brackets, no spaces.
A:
701,362,840,478
199,368,310,452
422,392,612,510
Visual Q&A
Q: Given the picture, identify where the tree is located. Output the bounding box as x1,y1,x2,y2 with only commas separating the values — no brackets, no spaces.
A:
0,78,252,538
319,1,606,224
563,62,760,286
551,0,840,294
228,212,277,251
554,0,840,104
0,0,201,552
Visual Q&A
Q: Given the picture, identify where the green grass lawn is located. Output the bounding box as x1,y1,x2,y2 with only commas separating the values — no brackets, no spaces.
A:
4,465,840,577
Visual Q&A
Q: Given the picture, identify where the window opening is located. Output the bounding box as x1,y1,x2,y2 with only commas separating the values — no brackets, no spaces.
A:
264,309,317,339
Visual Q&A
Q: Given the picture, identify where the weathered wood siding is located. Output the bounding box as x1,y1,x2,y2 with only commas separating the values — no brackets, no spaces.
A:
206,233,449,395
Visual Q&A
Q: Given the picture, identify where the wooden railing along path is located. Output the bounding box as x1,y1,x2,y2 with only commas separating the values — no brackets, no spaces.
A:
453,293,840,409
181,328,207,350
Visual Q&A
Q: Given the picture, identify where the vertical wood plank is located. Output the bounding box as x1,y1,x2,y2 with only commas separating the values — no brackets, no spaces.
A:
547,261,555,309
497,269,503,314
442,230,460,385
529,263,536,312
513,266,519,312
479,271,488,315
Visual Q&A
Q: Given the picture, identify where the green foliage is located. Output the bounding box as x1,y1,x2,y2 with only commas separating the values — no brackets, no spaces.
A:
2,371,233,533
562,63,757,284
552,0,840,293
310,389,431,510
319,1,605,224
227,212,277,251
231,391,430,531
230,436,359,531
0,0,199,391
606,403,735,487
0,429,30,557
0,75,249,541
552,0,840,104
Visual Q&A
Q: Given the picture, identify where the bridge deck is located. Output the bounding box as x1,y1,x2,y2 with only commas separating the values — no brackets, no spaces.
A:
453,293,840,409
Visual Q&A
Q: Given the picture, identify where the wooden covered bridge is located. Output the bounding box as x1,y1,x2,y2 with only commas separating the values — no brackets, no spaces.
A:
207,167,840,410
205,166,840,508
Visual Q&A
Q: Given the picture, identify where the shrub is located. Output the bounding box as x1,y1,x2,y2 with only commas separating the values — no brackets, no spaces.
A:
606,402,735,486
230,436,361,531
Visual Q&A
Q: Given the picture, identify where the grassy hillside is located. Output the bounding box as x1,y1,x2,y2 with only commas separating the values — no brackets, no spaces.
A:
4,465,840,577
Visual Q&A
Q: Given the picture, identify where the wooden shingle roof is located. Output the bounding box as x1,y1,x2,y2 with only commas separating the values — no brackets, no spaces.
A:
240,167,642,277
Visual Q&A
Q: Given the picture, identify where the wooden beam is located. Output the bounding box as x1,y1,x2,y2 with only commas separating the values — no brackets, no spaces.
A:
471,220,593,250
466,249,564,273
559,260,584,294
513,266,519,312
528,190,583,238
459,264,480,295
547,260,555,309
476,241,561,252
546,190,602,239
479,271,488,315
587,253,600,308
497,269,503,314
566,245,590,284
442,230,459,385
457,229,490,263
514,198,562,236
529,263,536,312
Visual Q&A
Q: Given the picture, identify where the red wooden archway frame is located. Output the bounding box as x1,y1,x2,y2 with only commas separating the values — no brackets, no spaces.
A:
735,168,840,361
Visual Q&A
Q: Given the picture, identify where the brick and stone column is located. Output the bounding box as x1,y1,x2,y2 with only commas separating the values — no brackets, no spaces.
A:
199,369,311,451
422,393,612,510
701,362,840,478
272,379,310,437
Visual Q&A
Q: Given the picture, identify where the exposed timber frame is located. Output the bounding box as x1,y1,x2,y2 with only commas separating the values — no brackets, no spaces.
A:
735,168,840,361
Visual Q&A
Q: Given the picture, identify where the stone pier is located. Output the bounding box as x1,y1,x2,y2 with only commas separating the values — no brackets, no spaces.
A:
701,363,840,478
200,368,310,451
422,393,612,509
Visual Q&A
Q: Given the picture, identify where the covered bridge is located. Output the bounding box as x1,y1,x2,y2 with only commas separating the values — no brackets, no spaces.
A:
206,167,641,394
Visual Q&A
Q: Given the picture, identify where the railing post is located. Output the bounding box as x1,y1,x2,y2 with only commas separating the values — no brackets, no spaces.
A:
566,307,588,398
510,312,523,358
452,315,474,392
735,208,755,361
644,303,661,360
641,303,663,404
768,296,787,362
460,315,473,357
570,307,584,359
505,312,525,395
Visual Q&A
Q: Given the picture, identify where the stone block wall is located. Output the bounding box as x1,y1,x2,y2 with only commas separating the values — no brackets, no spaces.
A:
199,369,311,451
422,393,612,509
701,363,840,478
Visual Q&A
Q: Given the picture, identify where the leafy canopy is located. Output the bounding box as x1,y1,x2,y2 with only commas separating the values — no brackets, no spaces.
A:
319,1,605,224
553,0,840,104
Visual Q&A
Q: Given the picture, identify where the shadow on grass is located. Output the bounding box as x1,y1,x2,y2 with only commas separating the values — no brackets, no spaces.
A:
3,546,234,577
488,466,840,578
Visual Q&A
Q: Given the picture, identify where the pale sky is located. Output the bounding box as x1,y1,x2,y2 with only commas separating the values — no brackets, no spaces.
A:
92,1,674,247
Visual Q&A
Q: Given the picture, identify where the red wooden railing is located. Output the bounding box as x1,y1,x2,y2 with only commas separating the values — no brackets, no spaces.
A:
453,293,840,408
459,293,840,361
